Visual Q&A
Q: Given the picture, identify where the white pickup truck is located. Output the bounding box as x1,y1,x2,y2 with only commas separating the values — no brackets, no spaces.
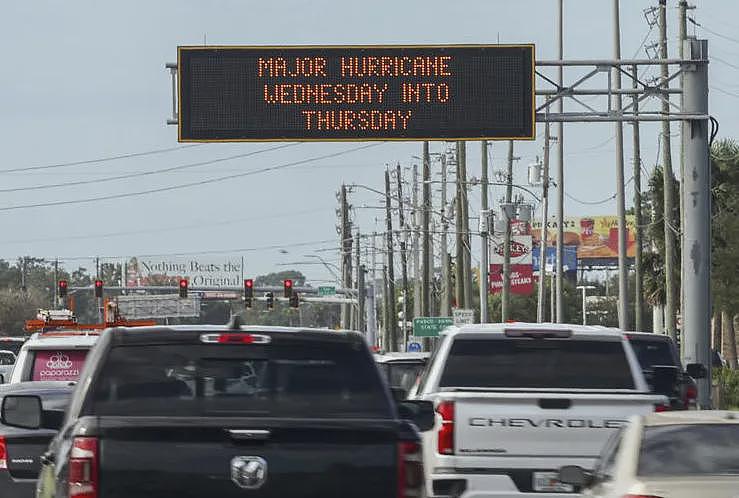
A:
411,323,665,498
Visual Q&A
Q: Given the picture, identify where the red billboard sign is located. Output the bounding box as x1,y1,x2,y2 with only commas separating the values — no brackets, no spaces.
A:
489,264,534,295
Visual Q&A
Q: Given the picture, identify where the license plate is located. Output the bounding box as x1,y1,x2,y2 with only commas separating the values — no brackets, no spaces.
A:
532,472,574,493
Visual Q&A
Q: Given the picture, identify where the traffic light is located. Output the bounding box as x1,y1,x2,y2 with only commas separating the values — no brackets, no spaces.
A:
58,280,68,299
289,292,300,308
283,279,293,298
179,278,188,298
244,279,254,308
94,280,103,298
265,292,275,310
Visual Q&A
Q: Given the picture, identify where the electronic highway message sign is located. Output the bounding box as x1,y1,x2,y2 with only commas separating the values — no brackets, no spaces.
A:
177,44,535,142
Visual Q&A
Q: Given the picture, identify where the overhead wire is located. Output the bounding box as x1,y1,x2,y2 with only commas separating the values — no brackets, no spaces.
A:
0,143,385,212
0,143,299,193
0,144,205,174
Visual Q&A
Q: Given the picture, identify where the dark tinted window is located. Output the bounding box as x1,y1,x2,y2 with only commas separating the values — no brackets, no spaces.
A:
384,363,425,391
91,342,391,418
628,338,676,370
440,338,635,389
638,424,739,475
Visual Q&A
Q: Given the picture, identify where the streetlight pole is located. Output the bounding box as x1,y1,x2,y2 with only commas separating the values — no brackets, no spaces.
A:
577,285,596,325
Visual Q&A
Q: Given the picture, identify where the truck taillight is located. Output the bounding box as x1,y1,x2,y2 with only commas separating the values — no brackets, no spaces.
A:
654,403,670,412
69,437,98,498
398,441,423,498
684,384,698,407
436,401,455,455
0,436,6,470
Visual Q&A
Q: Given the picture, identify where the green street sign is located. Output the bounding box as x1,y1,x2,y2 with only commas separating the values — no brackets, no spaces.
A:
318,286,336,297
412,316,454,337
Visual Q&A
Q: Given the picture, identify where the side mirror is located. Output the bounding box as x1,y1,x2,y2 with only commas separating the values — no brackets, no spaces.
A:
686,363,707,379
390,387,408,403
559,465,592,487
652,365,679,396
2,395,42,430
397,400,435,432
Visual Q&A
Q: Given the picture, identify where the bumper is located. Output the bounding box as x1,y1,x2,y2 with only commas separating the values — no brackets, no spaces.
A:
429,471,581,498
0,473,38,498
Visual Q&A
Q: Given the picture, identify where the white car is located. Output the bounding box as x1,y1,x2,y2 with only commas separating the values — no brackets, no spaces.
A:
411,323,666,498
560,410,739,498
8,331,98,384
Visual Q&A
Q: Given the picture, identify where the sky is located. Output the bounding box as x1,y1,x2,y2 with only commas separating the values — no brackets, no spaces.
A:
0,0,737,285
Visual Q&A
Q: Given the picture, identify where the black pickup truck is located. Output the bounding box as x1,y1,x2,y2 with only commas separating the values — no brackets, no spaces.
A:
3,323,433,498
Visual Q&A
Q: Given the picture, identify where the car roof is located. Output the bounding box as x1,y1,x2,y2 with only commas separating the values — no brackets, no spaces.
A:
448,322,625,340
107,324,365,345
22,332,99,349
625,331,673,341
642,410,739,426
374,352,430,363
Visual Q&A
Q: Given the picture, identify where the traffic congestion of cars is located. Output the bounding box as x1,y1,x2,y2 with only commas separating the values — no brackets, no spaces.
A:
0,320,735,498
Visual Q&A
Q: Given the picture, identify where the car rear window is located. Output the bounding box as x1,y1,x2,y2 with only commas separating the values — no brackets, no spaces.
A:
31,349,89,381
638,424,739,476
439,338,635,389
628,338,676,371
91,341,392,418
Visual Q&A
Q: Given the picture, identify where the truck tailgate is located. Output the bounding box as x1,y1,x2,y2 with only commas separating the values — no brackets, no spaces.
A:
5,430,57,479
452,392,661,460
96,418,400,498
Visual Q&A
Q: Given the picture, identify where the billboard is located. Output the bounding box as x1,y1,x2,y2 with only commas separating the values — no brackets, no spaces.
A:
116,294,201,319
490,235,533,264
177,45,535,141
532,246,578,272
531,215,636,261
125,257,243,288
489,264,534,295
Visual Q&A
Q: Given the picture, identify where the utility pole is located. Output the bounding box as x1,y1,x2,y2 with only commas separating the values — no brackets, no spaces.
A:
480,140,490,323
54,258,60,308
358,264,366,334
339,185,352,330
555,0,565,323
454,143,465,309
459,141,473,309
412,164,421,318
631,65,644,332
354,230,361,330
422,142,431,317
502,141,514,322
440,152,452,316
366,232,378,347
537,120,552,323
659,0,677,341
384,169,398,351
682,37,710,407
678,0,694,345
613,0,629,330
396,163,410,344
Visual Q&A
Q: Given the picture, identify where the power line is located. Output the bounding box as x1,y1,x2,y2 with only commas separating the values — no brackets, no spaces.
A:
0,143,299,193
24,238,338,262
690,18,739,45
0,143,384,212
711,86,739,99
2,206,332,245
0,144,205,174
712,55,739,71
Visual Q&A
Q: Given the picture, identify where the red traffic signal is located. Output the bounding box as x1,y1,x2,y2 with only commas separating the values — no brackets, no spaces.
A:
58,280,68,298
283,279,293,298
94,279,103,298
244,279,254,298
179,278,188,298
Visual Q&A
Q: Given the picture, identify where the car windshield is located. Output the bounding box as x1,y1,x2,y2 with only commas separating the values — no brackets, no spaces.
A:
628,338,676,371
440,338,635,389
0,352,15,365
638,424,739,476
